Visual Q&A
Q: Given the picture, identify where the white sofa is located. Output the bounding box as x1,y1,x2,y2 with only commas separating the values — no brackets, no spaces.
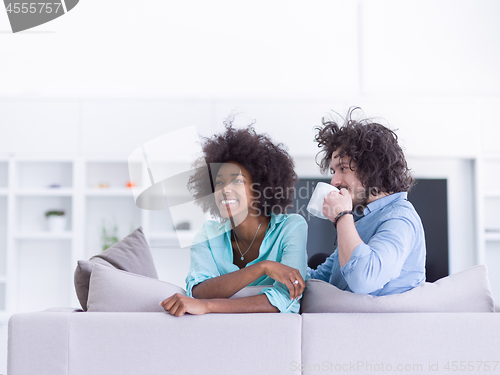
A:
8,228,498,375
8,308,500,375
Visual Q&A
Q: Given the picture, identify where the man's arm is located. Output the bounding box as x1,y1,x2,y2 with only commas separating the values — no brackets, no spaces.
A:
322,188,363,267
336,214,363,267
308,254,335,281
339,217,416,294
322,189,416,294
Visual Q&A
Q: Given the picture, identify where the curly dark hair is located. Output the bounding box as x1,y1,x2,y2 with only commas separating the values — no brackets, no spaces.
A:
188,117,298,218
315,107,414,196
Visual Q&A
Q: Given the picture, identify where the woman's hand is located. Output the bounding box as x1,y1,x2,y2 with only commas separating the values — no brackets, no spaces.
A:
261,261,305,300
322,188,353,221
160,293,209,317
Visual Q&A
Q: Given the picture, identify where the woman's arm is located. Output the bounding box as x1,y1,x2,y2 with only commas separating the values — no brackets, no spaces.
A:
192,262,265,299
185,215,308,313
161,293,279,316
192,260,305,300
256,215,309,313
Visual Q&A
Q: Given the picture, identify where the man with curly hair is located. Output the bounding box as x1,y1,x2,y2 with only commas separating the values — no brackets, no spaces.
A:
308,108,426,295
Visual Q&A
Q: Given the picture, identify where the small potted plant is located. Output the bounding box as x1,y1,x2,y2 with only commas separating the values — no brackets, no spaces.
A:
45,210,66,232
101,221,119,251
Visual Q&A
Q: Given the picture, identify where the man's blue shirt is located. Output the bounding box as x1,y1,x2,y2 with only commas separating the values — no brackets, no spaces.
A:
308,192,426,296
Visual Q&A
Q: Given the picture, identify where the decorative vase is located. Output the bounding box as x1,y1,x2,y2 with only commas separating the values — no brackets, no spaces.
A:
47,216,67,232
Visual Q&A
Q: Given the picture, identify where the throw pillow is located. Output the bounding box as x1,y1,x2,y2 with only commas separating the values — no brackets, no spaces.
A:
87,264,185,312
74,226,158,310
301,265,495,313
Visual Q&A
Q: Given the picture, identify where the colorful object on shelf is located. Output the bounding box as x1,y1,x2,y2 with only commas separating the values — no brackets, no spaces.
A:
126,181,136,188
48,184,61,189
93,183,110,189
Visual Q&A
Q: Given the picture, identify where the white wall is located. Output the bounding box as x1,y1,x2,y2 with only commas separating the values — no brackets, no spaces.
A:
0,1,359,97
361,0,500,96
1,0,500,98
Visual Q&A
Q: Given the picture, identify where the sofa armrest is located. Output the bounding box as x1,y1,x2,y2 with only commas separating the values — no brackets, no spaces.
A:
8,310,79,375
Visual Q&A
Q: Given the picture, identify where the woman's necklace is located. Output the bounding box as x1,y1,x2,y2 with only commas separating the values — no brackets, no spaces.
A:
233,216,265,261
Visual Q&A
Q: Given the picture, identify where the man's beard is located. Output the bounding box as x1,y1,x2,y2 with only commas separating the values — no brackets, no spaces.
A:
351,188,369,212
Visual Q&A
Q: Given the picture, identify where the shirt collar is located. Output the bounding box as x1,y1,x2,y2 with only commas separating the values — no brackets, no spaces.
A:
363,191,408,216
269,213,286,230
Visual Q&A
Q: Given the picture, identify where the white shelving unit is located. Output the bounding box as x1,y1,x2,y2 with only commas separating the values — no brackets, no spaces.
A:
0,155,206,315
476,153,500,304
7,158,76,314
0,158,9,317
82,157,200,292
83,158,141,261
478,156,500,247
13,232,74,239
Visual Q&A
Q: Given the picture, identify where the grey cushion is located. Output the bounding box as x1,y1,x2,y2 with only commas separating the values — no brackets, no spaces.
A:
87,264,185,312
301,265,495,313
74,227,158,310
74,258,113,311
87,262,268,312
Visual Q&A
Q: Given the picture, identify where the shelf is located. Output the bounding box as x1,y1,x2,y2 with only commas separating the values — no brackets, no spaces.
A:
0,276,6,283
485,233,500,242
86,161,140,192
15,188,73,196
147,231,197,240
13,232,73,240
0,189,7,196
482,154,500,161
85,188,137,197
13,156,74,162
16,160,73,190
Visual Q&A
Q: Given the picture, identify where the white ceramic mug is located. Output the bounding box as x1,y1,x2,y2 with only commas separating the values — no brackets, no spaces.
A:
306,182,339,220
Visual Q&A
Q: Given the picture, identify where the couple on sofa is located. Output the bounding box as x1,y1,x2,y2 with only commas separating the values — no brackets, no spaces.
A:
160,107,426,316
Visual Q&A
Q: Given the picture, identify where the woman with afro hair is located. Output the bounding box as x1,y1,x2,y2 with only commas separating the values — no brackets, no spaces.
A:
160,118,308,315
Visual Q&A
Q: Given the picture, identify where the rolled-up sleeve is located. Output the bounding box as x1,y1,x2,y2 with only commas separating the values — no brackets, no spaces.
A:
185,225,222,297
258,215,308,313
340,217,416,294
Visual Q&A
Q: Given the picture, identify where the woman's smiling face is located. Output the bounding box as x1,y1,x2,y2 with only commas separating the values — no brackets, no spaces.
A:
214,162,255,220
